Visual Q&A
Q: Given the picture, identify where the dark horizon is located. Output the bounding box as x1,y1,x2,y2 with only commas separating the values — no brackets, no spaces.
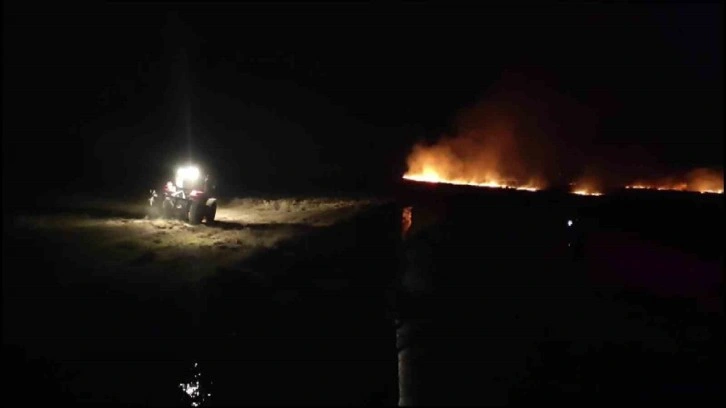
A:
3,2,723,200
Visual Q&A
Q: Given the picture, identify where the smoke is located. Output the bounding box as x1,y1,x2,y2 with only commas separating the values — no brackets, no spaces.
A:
571,144,664,192
404,71,723,194
406,108,527,184
405,71,597,188
685,168,724,192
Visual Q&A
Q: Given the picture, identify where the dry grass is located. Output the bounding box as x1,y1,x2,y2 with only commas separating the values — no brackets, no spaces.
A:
12,196,377,285
217,197,375,225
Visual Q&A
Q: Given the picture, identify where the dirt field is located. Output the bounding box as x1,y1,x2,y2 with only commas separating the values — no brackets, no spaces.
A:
9,197,376,285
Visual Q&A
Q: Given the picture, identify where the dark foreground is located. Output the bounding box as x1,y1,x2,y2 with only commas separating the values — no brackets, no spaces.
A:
3,198,399,405
3,188,724,405
395,182,723,405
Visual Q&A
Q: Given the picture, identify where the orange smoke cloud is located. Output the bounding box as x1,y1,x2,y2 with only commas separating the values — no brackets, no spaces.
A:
402,71,721,196
685,168,724,193
404,111,545,190
403,72,596,191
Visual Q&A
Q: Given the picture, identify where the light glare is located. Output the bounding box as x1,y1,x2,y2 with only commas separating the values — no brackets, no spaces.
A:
175,166,201,188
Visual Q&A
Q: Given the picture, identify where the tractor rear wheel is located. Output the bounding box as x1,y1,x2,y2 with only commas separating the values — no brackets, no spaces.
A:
205,203,217,224
189,200,205,225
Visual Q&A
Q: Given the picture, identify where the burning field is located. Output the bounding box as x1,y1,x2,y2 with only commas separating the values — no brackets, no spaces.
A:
402,95,548,192
404,136,722,196
393,72,723,402
400,73,723,197
625,168,724,195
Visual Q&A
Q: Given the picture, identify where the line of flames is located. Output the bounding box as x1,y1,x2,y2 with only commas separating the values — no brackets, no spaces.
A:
571,190,603,196
625,185,723,194
402,174,539,192
403,174,723,196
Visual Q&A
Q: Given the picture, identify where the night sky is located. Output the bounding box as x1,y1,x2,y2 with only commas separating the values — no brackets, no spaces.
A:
3,1,722,199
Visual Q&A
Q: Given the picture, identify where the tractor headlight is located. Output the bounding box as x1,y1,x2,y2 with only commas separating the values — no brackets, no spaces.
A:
175,165,200,188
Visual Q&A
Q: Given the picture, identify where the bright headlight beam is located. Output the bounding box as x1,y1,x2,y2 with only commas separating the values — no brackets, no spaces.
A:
181,166,200,181
175,165,201,188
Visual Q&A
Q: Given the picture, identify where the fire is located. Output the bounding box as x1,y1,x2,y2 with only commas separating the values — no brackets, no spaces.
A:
625,185,723,194
402,173,540,191
625,168,723,195
569,177,604,196
402,139,543,192
625,184,688,192
399,84,558,193
572,189,603,196
398,73,722,197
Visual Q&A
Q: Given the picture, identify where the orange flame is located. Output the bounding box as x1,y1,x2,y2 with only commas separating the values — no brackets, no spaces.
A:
569,176,604,196
402,173,540,191
399,73,721,197
400,71,607,193
402,140,543,192
572,189,603,196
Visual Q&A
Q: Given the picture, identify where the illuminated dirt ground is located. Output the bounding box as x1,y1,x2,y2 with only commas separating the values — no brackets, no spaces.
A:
10,197,374,284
